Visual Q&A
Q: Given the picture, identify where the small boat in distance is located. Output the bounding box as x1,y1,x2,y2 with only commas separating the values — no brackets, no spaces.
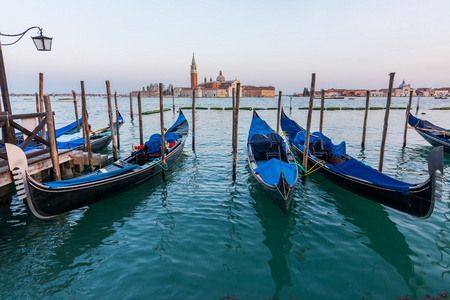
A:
408,112,450,153
434,96,448,99
280,108,443,219
6,110,188,219
247,110,298,214
23,97,32,100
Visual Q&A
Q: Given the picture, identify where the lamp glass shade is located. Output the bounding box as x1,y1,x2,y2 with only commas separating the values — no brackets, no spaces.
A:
31,35,52,51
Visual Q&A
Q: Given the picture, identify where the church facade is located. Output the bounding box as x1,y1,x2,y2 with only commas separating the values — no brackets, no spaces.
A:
174,54,274,98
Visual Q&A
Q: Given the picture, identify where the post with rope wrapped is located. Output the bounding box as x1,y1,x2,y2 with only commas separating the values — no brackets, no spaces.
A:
138,91,143,146
403,90,413,147
232,83,240,182
81,81,93,172
105,80,117,161
319,89,325,133
379,72,395,173
159,83,166,180
361,90,370,148
303,73,316,177
192,88,196,151
114,91,120,150
276,91,282,134
72,90,80,131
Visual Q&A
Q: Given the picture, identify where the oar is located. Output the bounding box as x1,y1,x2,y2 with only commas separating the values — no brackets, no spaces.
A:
408,126,450,135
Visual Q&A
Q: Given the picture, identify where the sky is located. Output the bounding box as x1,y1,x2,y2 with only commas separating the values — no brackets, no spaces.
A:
1,0,450,94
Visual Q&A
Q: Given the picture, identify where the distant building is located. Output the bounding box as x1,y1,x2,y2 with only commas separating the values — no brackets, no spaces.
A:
393,80,417,97
174,54,273,98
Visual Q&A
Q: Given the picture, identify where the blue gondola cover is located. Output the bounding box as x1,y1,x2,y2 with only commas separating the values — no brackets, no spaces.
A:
145,132,180,155
328,158,414,194
294,131,346,157
43,164,140,188
254,158,297,186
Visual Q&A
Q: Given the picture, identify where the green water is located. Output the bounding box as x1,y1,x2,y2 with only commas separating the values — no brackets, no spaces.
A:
0,96,449,299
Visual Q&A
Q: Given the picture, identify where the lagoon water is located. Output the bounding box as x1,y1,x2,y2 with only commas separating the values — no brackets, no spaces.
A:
1,96,449,299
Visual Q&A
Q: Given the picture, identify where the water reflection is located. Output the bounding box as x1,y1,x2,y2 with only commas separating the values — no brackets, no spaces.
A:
325,181,426,298
433,200,450,279
248,176,297,299
152,182,176,262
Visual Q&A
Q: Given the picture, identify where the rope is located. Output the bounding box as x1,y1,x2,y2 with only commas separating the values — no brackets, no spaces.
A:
145,159,168,170
290,160,326,176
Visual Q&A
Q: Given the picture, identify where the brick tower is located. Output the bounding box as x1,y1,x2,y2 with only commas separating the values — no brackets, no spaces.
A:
190,53,198,88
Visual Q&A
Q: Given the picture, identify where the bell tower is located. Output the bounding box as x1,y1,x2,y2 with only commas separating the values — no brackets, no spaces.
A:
190,53,198,88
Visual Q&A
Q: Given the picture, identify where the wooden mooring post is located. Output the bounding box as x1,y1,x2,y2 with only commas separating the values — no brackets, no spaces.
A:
290,95,293,112
114,91,120,150
232,88,236,152
378,72,395,173
72,90,80,131
172,86,175,113
403,90,413,147
415,94,420,115
319,89,325,133
192,89,196,151
276,91,282,134
159,83,166,180
303,73,316,176
39,73,46,149
81,81,93,172
43,94,61,181
361,90,370,148
138,91,143,145
232,83,240,182
35,93,39,113
105,81,118,161
130,93,134,119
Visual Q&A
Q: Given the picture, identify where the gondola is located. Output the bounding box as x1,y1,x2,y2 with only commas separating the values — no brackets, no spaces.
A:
280,108,443,219
408,112,450,153
247,110,298,214
6,110,188,219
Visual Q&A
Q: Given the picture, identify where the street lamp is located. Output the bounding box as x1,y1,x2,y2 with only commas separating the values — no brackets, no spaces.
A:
0,26,52,143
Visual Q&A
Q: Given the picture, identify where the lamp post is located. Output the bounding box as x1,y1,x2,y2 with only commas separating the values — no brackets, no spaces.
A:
0,26,52,143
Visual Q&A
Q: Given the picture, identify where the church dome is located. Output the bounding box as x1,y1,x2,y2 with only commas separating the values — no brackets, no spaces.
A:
216,70,225,82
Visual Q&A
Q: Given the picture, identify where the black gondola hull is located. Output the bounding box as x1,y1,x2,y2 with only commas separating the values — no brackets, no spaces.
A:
25,137,186,218
416,130,450,153
290,144,435,218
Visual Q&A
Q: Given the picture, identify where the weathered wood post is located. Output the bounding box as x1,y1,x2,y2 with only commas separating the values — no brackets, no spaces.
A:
43,94,61,181
129,93,134,119
106,81,118,161
403,90,413,147
39,73,46,149
35,93,39,113
72,90,80,131
290,95,293,112
138,91,143,145
159,83,166,180
378,72,395,173
303,73,316,176
232,88,236,152
415,94,420,115
114,91,120,150
232,83,241,182
192,88,196,151
172,86,175,113
361,90,370,148
319,89,325,133
81,81,93,172
277,91,282,134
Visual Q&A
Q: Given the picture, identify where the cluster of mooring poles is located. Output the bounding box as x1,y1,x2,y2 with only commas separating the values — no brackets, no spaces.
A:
291,72,417,177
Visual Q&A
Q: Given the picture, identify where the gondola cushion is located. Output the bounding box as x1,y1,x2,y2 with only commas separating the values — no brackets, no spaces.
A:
145,132,180,155
254,158,297,186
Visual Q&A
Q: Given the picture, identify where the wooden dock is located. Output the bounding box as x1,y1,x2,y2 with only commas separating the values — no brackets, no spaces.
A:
0,149,110,203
